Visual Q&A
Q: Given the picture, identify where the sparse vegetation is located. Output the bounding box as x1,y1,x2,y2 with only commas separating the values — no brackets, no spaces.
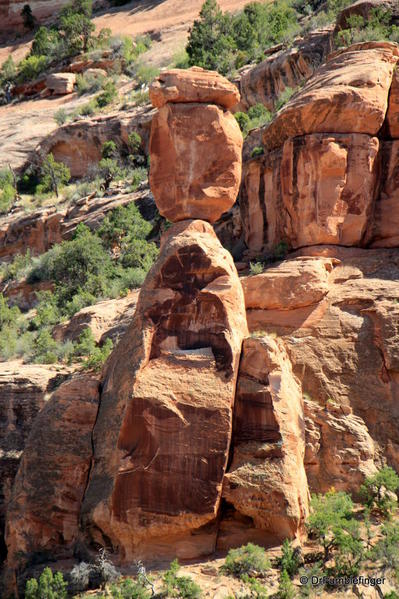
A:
359,466,399,517
222,543,271,578
162,559,202,599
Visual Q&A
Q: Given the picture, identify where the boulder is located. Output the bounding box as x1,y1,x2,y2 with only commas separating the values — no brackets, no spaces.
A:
263,42,398,151
81,220,248,561
149,103,242,223
149,67,240,109
5,375,100,579
222,336,309,542
46,73,76,95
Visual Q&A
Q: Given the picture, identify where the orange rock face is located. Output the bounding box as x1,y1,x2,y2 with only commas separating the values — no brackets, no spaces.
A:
370,141,399,247
5,375,100,577
81,220,248,561
263,42,398,151
222,336,309,543
386,66,399,138
150,102,242,223
150,67,240,109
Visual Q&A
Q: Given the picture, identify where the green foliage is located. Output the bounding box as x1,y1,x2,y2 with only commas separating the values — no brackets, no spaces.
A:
234,111,251,136
332,517,363,577
306,489,355,562
59,0,95,54
372,521,399,580
18,54,48,83
32,328,59,363
76,71,107,96
275,87,295,111
98,202,153,254
110,578,152,599
74,328,113,370
162,559,202,599
0,183,16,214
277,570,296,599
247,103,272,128
54,108,68,126
280,540,301,578
21,3,35,29
0,250,32,283
135,62,160,86
31,27,63,59
25,567,67,599
251,146,264,158
98,158,122,189
96,80,117,107
128,131,142,155
336,8,399,47
186,0,299,75
30,291,61,330
39,153,71,197
102,140,118,159
223,543,271,578
240,575,269,599
360,467,399,517
0,56,16,86
249,261,263,275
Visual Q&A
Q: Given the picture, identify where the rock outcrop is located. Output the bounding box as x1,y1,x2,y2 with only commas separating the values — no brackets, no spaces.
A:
240,41,399,252
81,220,248,561
222,336,309,544
0,363,71,561
5,375,100,585
149,69,242,223
45,73,76,95
244,250,399,484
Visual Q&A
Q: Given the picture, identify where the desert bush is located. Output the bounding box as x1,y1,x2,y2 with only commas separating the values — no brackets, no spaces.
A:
336,8,399,47
249,261,263,275
247,103,272,128
280,540,301,578
277,570,295,599
0,183,16,214
234,111,251,136
25,567,67,599
76,71,106,95
18,54,48,82
110,577,152,599
135,62,160,86
251,146,264,158
54,108,68,125
39,153,71,198
222,543,271,578
162,559,202,599
360,466,399,517
97,80,117,107
0,250,32,283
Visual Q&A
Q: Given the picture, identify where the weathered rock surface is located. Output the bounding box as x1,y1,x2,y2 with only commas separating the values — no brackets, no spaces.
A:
385,66,399,139
239,28,332,112
241,133,380,250
0,363,71,561
45,73,76,95
5,375,99,581
0,188,153,263
35,106,154,178
150,102,242,223
262,42,398,151
52,290,140,344
222,336,309,543
150,67,240,109
81,220,248,561
244,249,399,483
370,140,399,247
335,0,399,33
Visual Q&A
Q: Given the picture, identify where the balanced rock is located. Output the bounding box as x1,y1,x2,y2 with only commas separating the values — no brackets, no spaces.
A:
149,66,240,109
149,69,243,223
81,220,248,561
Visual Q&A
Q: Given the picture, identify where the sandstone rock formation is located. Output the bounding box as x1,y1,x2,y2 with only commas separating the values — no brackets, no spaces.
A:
0,363,71,561
149,69,242,223
81,220,248,561
238,28,332,112
45,73,76,95
150,66,240,109
263,42,398,151
244,250,399,483
5,375,100,584
240,42,399,253
222,336,309,543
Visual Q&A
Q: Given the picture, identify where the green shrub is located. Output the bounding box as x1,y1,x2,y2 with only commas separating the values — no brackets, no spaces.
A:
275,87,295,111
162,559,202,599
76,71,106,95
247,103,272,128
277,570,295,599
25,567,67,599
336,8,399,47
31,329,58,363
18,54,48,82
0,250,32,283
127,131,142,155
280,540,301,578
360,466,399,517
234,111,251,136
0,183,16,213
74,327,113,370
222,543,271,578
98,157,122,189
39,153,71,197
54,108,68,126
102,140,118,159
306,490,355,563
0,56,16,86
30,291,61,330
96,80,117,107
135,63,160,86
240,575,269,599
251,146,264,158
249,261,263,275
31,26,63,59
110,578,152,599
98,202,152,251
59,0,95,55
76,99,98,117
130,167,147,190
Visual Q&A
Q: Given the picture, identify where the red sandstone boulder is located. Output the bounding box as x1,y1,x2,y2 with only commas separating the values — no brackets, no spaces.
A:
149,67,240,109
46,73,76,95
81,220,248,561
150,102,242,223
222,336,309,542
263,42,398,151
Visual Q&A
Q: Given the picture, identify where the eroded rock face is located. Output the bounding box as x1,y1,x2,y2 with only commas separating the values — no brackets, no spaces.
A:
241,133,380,250
222,336,309,543
149,102,242,223
0,363,71,562
5,375,100,577
244,249,399,486
239,29,332,112
81,220,248,561
263,42,398,151
150,67,240,109
46,73,76,95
